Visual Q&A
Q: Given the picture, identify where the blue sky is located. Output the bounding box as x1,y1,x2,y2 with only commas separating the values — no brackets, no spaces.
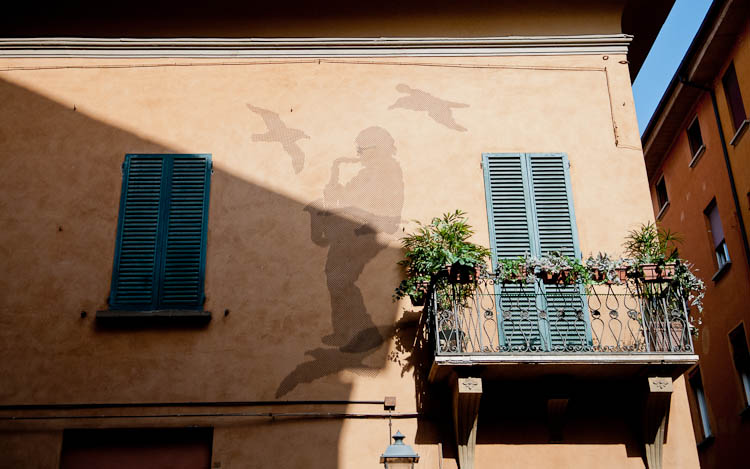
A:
633,0,714,135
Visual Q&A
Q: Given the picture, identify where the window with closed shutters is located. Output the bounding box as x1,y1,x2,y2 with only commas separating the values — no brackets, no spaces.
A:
482,152,590,351
109,154,212,311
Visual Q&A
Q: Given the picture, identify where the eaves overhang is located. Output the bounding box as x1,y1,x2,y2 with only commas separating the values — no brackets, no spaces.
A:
622,0,675,80
642,0,749,181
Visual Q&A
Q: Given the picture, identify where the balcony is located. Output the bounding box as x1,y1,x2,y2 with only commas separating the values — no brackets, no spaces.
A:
427,274,698,382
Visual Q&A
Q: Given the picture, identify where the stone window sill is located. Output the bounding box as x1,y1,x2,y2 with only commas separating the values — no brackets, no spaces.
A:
689,144,705,168
711,261,731,282
696,435,715,450
729,119,749,146
656,200,670,221
96,309,212,325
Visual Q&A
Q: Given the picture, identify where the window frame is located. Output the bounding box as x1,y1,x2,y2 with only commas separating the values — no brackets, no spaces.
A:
729,323,750,414
655,176,669,219
688,367,714,445
704,198,731,280
686,116,706,167
722,62,749,146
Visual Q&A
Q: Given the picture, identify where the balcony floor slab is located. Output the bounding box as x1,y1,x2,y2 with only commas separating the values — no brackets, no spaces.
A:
429,354,698,382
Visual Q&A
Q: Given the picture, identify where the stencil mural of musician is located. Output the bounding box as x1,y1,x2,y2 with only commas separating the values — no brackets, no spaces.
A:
305,126,404,353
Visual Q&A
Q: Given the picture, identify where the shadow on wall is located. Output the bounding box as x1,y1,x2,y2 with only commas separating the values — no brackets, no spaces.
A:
0,77,410,467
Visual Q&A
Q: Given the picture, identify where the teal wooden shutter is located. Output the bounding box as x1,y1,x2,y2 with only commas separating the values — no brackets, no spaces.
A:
109,154,211,311
527,154,590,350
483,153,590,351
110,156,165,309
483,153,541,350
159,156,211,309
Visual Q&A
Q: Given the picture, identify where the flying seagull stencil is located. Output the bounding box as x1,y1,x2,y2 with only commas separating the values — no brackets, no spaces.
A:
388,84,469,132
247,104,310,173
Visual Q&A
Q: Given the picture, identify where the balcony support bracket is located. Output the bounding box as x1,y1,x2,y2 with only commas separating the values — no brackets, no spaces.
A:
452,376,482,469
642,376,673,469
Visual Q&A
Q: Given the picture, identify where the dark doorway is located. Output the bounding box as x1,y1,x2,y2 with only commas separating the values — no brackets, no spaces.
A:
59,427,213,469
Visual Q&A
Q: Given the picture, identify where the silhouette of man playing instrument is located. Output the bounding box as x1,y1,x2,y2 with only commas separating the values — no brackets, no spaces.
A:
305,126,404,353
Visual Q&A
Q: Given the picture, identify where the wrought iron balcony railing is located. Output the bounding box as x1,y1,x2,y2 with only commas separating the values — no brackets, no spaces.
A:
430,274,695,356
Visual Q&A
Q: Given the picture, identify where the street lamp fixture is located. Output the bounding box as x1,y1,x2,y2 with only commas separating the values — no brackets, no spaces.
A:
380,431,420,469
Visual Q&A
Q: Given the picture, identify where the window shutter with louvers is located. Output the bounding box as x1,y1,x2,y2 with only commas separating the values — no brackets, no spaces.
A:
483,152,591,351
483,153,539,349
109,154,211,312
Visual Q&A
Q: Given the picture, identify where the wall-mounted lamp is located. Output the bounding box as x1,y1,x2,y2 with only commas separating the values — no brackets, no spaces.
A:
380,431,419,469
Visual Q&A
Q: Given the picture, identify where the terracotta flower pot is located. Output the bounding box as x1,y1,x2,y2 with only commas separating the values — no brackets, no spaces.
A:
447,263,479,284
503,267,528,284
409,281,430,307
594,267,629,284
538,269,574,285
616,267,629,283
590,268,607,283
640,263,676,282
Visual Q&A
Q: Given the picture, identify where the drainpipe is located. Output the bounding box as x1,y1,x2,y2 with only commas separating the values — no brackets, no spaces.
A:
679,76,750,272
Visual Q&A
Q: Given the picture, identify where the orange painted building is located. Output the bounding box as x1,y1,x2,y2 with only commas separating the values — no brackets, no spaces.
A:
642,0,750,467
0,2,701,468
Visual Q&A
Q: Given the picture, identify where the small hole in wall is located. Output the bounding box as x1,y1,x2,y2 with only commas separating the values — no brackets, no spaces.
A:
224,309,230,317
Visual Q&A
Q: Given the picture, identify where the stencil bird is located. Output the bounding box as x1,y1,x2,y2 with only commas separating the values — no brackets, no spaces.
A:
388,83,469,132
247,104,310,173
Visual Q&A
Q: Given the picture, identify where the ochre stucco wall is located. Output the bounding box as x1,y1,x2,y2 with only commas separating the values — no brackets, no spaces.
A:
720,21,750,253
0,54,698,468
649,17,750,469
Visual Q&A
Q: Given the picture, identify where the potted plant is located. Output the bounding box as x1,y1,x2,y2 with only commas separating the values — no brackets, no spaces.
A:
623,222,681,282
438,321,467,352
394,210,491,305
405,277,431,307
496,256,529,284
621,223,705,335
526,251,589,285
585,252,626,284
673,260,705,330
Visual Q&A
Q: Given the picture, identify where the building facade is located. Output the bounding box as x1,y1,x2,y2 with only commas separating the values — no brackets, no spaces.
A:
1,1,701,468
642,0,750,467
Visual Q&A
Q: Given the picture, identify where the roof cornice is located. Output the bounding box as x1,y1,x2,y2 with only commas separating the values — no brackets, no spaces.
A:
0,35,632,58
